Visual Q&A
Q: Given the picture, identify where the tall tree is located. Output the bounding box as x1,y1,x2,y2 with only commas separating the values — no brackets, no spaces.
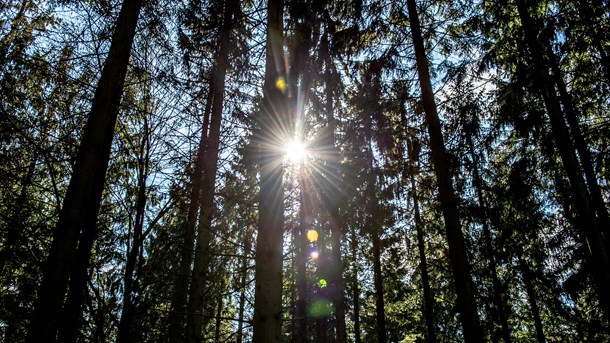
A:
185,0,239,340
513,0,610,318
168,84,214,343
406,133,438,343
405,0,484,341
251,0,288,341
26,0,144,341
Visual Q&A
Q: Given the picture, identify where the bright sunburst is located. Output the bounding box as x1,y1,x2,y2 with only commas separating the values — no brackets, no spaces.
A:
285,140,306,164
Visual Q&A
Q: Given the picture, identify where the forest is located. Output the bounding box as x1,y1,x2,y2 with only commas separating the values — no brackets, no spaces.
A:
1,0,609,342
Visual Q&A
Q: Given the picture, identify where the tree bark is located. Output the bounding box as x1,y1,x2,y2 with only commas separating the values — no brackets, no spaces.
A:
251,0,287,341
26,0,144,341
406,0,485,341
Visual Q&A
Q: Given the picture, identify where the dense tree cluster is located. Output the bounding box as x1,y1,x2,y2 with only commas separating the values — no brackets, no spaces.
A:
1,0,609,342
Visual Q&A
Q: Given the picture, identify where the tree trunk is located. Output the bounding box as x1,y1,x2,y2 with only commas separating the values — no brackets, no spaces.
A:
372,224,388,343
514,0,610,319
351,225,362,343
409,161,437,343
405,0,485,341
214,296,223,343
185,0,238,340
117,120,150,343
467,137,511,343
544,42,610,244
329,211,347,343
236,225,253,343
56,226,96,343
290,10,313,342
251,0,287,341
517,254,546,343
322,39,347,342
26,0,143,341
295,171,310,343
168,82,214,343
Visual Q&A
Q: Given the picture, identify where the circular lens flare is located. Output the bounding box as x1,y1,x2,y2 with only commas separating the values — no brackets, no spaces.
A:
308,299,333,318
306,229,318,242
275,77,287,93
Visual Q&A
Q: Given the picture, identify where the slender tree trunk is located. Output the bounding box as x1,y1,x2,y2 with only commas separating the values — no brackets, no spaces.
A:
406,1,485,341
351,225,362,343
116,125,150,343
168,83,214,343
363,135,387,343
409,161,437,343
236,225,252,343
329,211,347,343
514,0,610,319
252,0,287,341
372,224,388,343
85,289,106,343
323,44,347,342
214,296,223,343
467,137,511,343
295,171,310,343
26,0,143,341
517,254,546,343
544,43,610,242
185,0,238,341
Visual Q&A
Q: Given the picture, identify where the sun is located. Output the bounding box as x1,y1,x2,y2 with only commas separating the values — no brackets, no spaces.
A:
285,140,306,164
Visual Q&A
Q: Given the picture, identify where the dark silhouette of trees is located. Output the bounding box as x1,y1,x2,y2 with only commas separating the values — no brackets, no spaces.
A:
1,0,609,341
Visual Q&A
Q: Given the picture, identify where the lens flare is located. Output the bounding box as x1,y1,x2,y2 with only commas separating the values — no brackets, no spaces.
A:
306,229,318,242
275,76,287,93
308,299,333,318
310,250,319,259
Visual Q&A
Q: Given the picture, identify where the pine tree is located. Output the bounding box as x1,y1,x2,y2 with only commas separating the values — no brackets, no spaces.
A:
405,0,484,341
26,0,144,341
251,0,288,341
